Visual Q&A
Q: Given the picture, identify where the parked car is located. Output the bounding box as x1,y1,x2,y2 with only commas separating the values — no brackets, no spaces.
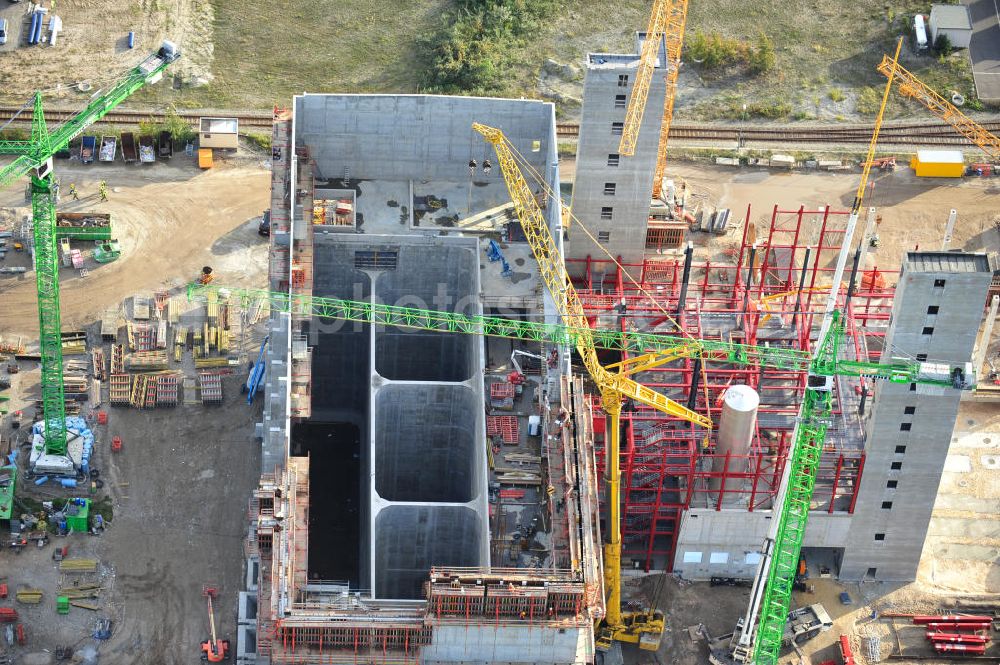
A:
257,209,271,237
0,19,8,45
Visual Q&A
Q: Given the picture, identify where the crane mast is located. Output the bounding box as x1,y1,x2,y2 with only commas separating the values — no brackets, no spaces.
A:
0,43,180,457
733,37,903,665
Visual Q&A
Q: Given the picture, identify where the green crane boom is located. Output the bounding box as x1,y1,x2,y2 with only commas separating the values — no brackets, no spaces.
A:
186,284,972,393
0,42,179,456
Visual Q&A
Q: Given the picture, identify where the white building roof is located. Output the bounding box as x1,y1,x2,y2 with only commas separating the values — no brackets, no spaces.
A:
930,4,972,30
916,149,964,163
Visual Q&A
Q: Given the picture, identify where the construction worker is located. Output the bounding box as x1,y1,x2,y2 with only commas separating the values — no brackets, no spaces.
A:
98,181,108,202
68,183,79,200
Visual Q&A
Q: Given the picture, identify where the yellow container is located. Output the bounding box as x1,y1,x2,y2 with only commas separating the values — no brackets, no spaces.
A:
910,150,964,178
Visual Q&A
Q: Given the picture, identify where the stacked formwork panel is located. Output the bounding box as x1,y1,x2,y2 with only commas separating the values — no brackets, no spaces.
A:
570,205,892,572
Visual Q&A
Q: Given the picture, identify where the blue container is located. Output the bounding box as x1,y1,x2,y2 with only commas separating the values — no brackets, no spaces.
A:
127,31,134,49
60,478,77,488
34,475,49,485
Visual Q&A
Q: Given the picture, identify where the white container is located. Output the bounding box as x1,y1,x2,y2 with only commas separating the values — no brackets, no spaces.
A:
914,14,929,50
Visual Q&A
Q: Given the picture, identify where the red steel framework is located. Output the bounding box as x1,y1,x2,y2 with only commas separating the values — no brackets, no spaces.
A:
569,205,894,572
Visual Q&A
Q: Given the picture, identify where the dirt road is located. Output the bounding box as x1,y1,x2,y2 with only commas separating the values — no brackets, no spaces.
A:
0,158,270,337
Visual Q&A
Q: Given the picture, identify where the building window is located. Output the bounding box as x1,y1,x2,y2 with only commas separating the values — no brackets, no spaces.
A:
611,122,624,135
618,74,630,87
881,501,893,510
600,206,613,220
891,461,902,470
867,567,878,578
934,278,946,288
916,354,927,362
887,480,898,489
683,551,702,563
710,552,730,564
875,533,886,542
927,305,939,315
922,326,934,335
598,231,611,243
895,445,907,454
903,406,916,415
614,94,627,108
604,182,617,195
900,423,912,432
909,383,917,392
608,153,620,167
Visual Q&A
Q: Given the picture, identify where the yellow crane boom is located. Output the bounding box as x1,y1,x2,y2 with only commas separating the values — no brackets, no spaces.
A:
618,0,670,156
473,122,711,652
617,0,691,200
877,55,1000,161
652,0,690,200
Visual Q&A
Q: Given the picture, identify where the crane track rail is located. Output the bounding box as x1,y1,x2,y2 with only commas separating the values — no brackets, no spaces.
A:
558,120,1000,147
1,106,993,148
0,106,273,131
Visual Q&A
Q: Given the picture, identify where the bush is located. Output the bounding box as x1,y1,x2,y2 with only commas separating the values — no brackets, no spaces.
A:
136,108,196,143
423,0,561,95
687,30,774,77
828,88,845,102
748,32,776,75
855,86,882,115
934,33,952,56
686,30,747,69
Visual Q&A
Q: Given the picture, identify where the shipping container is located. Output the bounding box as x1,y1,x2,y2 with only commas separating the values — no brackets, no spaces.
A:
911,150,965,178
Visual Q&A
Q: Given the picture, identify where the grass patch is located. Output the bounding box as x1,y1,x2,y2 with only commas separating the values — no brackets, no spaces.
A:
244,131,272,151
828,88,846,102
558,140,577,158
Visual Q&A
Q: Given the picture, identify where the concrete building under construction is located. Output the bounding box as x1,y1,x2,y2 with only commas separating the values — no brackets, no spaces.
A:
236,66,993,664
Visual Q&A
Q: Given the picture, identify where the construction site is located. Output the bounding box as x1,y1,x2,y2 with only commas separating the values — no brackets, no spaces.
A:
1,4,1000,665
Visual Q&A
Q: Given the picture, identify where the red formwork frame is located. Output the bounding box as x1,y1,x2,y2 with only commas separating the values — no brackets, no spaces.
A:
570,204,890,572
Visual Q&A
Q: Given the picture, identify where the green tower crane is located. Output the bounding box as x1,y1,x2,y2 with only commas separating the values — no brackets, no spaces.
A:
0,42,180,459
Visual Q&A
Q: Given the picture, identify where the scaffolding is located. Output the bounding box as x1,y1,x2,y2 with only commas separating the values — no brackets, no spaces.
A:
568,204,892,572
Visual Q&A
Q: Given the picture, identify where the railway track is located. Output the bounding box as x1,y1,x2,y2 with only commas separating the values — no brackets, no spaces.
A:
0,105,992,148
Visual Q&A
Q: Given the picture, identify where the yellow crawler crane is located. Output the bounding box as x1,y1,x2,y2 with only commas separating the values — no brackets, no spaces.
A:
473,122,712,652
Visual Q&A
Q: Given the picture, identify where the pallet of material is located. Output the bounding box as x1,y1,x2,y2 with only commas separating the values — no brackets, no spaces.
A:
15,588,43,604
126,351,168,371
60,559,98,573
155,374,179,406
62,341,87,355
133,298,151,321
91,348,107,381
69,600,100,611
111,344,125,374
63,376,89,394
194,356,233,368
100,309,119,341
199,372,223,404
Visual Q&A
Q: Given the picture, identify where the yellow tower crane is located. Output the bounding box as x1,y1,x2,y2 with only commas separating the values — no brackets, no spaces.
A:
617,0,691,200
877,55,1000,160
473,122,712,652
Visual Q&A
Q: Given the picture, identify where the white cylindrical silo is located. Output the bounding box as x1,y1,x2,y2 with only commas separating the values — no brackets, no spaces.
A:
710,384,760,499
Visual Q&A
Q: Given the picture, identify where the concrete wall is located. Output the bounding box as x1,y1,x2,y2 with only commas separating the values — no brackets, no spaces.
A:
295,94,554,184
840,252,990,581
421,624,590,665
568,35,667,271
672,509,851,580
